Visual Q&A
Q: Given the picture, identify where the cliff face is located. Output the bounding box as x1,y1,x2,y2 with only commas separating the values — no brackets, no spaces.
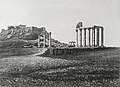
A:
0,25,68,47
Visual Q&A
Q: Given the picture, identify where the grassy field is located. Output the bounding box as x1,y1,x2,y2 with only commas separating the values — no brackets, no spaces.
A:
0,55,119,87
0,40,40,58
0,41,120,87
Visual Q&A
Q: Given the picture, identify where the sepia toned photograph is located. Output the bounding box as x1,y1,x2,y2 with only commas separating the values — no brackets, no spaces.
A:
0,0,119,87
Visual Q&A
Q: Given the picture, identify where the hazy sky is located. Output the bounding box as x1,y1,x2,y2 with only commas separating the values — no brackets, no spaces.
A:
0,0,120,46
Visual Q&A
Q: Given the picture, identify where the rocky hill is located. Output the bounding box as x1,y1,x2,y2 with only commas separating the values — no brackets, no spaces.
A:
0,25,68,47
0,25,48,40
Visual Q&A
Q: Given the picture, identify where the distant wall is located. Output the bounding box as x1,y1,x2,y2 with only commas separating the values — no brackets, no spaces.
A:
39,47,117,57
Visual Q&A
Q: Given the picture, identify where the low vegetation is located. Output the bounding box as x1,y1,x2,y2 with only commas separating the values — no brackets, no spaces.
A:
0,40,40,58
0,39,119,86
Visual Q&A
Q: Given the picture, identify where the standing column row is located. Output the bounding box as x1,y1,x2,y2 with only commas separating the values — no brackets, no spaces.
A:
38,32,51,48
76,26,104,47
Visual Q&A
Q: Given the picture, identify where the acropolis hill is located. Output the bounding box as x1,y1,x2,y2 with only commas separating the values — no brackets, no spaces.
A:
0,24,67,48
0,25,50,40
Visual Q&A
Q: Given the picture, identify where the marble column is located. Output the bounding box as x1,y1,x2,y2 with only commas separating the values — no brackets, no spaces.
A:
80,29,82,47
84,28,86,47
76,29,79,47
49,32,51,47
43,34,46,48
38,34,40,48
38,33,42,48
97,28,99,47
88,28,91,47
101,27,104,46
92,27,95,46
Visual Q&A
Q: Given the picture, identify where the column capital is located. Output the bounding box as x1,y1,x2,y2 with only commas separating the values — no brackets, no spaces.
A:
92,26,95,30
76,22,83,28
88,27,91,30
79,28,82,31
94,25,103,28
49,32,51,35
76,29,78,32
101,27,104,29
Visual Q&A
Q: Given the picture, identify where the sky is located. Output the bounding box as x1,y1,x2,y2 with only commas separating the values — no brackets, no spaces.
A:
0,0,120,46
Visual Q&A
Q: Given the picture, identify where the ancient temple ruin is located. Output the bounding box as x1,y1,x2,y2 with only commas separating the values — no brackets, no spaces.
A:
37,22,104,48
76,22,104,47
37,27,51,48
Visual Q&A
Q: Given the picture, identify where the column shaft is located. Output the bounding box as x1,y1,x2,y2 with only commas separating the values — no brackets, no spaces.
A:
101,27,104,46
38,35,40,48
97,28,99,46
92,27,95,46
84,28,86,47
76,29,79,47
38,33,41,48
80,29,82,47
88,28,91,47
49,32,51,47
43,34,46,48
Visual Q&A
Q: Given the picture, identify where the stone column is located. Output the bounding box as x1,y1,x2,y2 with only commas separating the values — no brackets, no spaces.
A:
38,33,41,48
84,28,86,47
97,28,99,47
92,26,95,47
101,27,104,46
43,34,46,48
76,22,83,47
80,28,82,47
88,28,91,47
38,35,40,48
49,32,51,47
76,29,79,47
